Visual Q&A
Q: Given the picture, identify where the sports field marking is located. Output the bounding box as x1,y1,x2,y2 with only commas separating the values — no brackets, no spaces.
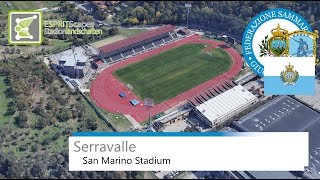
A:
113,43,232,104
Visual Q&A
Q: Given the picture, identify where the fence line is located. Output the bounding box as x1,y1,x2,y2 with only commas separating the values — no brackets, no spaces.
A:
80,91,118,132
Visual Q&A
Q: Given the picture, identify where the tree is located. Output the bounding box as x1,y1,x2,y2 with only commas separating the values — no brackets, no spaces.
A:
85,117,98,131
155,11,162,18
4,47,10,54
108,26,119,36
30,164,45,178
74,103,86,118
42,137,52,145
16,98,28,111
5,106,16,116
35,117,49,129
15,112,29,128
128,17,140,25
39,97,45,105
56,108,72,122
42,38,50,45
11,47,15,54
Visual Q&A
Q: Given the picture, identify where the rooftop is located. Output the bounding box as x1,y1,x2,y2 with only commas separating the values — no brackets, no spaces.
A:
196,85,257,124
162,120,190,132
59,52,87,67
230,171,298,179
99,25,176,54
231,96,320,179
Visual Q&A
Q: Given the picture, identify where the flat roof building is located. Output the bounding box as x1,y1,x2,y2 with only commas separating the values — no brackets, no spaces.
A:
58,52,87,78
228,96,320,179
194,84,258,128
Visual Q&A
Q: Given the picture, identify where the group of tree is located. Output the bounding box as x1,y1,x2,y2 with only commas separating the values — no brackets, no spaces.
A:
0,54,101,131
0,52,117,178
0,151,142,179
116,1,320,40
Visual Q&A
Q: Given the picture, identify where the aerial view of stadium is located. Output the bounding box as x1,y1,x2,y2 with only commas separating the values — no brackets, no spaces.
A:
90,25,242,122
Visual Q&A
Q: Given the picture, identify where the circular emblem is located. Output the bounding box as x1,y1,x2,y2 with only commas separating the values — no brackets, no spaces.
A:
242,8,312,77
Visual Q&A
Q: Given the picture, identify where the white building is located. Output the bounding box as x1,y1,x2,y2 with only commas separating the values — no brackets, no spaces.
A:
194,85,258,128
58,52,87,78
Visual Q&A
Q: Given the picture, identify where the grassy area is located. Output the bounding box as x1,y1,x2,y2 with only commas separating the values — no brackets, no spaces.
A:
0,76,12,126
235,43,242,55
119,28,148,37
86,95,133,132
0,1,60,13
97,107,133,132
80,98,116,132
234,67,252,80
92,35,126,48
92,28,148,48
114,44,232,104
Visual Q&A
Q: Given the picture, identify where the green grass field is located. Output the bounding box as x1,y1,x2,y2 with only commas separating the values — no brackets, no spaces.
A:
92,35,126,48
114,44,232,104
0,1,60,13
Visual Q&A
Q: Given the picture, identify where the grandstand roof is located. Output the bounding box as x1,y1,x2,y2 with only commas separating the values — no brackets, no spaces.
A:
99,25,176,54
196,85,257,124
177,28,190,35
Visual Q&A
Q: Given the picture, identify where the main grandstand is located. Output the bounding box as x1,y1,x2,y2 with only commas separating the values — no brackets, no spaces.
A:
98,25,183,63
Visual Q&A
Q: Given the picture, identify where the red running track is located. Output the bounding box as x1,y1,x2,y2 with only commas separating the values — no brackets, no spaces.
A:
90,34,243,123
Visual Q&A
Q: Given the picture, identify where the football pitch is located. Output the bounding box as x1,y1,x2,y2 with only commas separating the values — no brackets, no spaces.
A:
113,44,232,104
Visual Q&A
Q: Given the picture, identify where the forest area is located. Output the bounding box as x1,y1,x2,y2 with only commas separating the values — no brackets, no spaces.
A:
114,1,320,41
1,1,320,179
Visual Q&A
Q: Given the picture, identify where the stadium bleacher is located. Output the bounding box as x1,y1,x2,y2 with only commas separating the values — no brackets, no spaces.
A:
153,39,164,46
122,49,134,57
144,43,155,49
98,25,182,63
134,46,144,53
110,54,123,61
104,57,112,63
171,33,178,39
163,36,173,42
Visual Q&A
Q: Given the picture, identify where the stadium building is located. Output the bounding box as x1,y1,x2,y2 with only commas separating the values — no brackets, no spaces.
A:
98,25,188,63
190,81,258,129
219,96,320,179
58,51,87,78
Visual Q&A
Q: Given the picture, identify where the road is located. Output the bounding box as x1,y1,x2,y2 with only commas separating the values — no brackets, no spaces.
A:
68,1,91,13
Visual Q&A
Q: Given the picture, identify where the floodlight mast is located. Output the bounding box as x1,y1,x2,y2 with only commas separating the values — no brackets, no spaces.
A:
72,45,79,78
144,98,154,132
185,3,192,29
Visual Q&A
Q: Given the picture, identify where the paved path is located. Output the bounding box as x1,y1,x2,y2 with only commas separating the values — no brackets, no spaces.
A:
123,114,142,129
